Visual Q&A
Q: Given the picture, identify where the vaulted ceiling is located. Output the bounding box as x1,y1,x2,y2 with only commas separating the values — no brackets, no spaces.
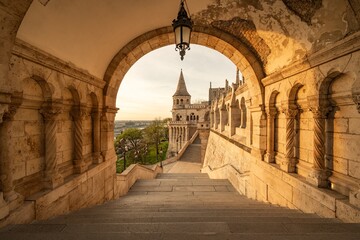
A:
16,0,359,79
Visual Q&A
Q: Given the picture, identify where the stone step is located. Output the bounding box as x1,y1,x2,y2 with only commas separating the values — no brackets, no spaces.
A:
43,216,340,224
2,232,360,240
2,173,360,240
156,173,209,179
4,222,360,234
52,210,316,220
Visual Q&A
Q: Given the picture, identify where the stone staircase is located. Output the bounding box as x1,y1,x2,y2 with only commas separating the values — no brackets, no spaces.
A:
1,173,360,239
178,136,201,163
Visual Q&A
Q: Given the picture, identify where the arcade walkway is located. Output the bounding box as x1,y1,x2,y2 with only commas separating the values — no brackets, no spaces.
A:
1,173,360,240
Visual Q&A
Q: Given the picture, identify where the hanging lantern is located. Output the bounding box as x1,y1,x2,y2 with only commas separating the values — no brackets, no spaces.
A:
172,0,193,61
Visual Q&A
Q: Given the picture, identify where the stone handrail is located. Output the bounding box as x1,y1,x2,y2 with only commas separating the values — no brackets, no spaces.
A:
161,130,199,167
115,164,162,197
201,164,250,195
176,130,199,159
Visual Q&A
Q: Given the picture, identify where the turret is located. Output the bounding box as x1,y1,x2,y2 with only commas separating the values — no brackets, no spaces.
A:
172,69,191,109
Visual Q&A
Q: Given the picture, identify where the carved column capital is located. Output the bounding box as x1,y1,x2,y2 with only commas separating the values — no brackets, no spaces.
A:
309,106,332,119
307,95,332,118
71,106,90,120
281,107,298,119
266,107,278,118
352,94,360,113
0,104,8,124
40,105,62,121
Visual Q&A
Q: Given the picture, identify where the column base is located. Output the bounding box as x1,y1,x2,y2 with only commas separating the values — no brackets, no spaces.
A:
264,153,275,163
279,157,297,173
93,152,104,164
0,192,10,220
43,173,64,189
74,159,88,174
4,190,24,211
307,168,331,188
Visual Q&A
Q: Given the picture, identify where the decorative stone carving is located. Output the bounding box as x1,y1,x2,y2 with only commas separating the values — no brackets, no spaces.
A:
0,95,24,206
280,106,299,172
0,104,8,125
352,94,360,113
265,107,278,163
40,104,64,188
91,109,103,164
71,106,90,173
308,104,332,187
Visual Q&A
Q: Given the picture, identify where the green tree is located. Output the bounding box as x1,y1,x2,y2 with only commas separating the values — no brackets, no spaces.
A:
114,128,144,171
116,128,143,150
143,118,167,163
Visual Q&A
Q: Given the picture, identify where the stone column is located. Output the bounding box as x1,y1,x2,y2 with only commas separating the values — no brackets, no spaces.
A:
220,106,226,132
0,104,10,220
100,107,118,162
71,106,89,174
281,106,298,172
350,94,360,205
229,105,235,136
0,101,24,206
92,109,103,164
308,104,332,187
40,104,64,189
214,109,218,129
264,107,277,163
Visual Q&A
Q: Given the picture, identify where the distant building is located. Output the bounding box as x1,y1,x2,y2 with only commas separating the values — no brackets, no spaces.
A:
167,70,210,156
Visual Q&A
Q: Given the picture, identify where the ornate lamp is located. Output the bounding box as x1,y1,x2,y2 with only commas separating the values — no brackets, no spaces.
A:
172,0,193,60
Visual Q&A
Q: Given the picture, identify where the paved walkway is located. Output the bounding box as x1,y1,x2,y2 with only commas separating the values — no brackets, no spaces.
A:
164,137,202,173
1,173,360,239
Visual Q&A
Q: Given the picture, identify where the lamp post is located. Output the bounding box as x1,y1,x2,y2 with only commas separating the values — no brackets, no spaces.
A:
123,145,128,172
159,147,163,167
172,0,193,60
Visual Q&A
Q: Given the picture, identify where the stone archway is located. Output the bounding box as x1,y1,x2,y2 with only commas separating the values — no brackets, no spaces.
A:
103,26,265,109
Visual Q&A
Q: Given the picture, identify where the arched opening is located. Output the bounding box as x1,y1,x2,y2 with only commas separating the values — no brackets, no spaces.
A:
104,27,264,110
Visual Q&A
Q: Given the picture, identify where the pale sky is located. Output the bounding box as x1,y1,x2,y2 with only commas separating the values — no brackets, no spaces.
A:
115,44,238,121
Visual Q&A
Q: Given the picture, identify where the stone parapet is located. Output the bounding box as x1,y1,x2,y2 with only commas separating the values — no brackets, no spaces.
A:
203,131,360,222
115,164,162,198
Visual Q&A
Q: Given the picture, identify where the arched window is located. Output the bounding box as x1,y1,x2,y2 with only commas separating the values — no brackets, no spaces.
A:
176,99,179,104
180,99,183,104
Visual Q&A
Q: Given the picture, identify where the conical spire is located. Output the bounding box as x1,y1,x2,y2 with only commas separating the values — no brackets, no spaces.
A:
173,69,190,96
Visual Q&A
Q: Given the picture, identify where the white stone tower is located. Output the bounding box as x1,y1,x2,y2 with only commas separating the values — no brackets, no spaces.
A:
168,70,210,157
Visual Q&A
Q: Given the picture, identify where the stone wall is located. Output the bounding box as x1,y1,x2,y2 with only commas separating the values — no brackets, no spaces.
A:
0,39,118,226
203,32,360,222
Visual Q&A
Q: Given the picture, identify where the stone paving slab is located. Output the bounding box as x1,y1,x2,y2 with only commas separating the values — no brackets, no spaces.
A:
173,186,216,192
129,186,173,192
156,173,208,179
